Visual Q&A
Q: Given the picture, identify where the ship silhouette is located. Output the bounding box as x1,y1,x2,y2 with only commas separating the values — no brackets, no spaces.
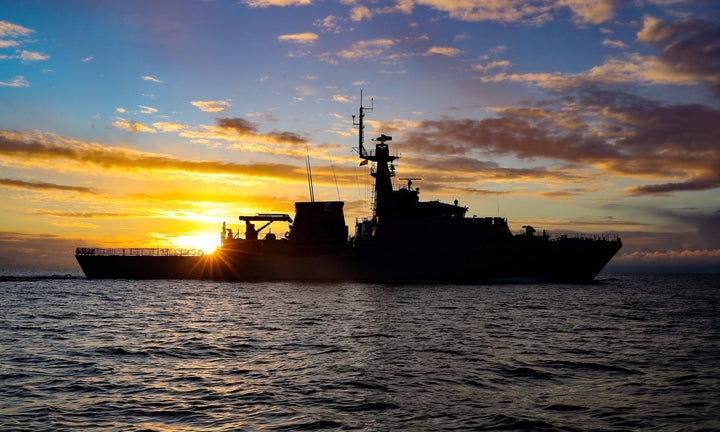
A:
76,97,621,282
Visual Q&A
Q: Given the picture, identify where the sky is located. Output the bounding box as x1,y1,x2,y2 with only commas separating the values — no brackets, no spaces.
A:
1,0,719,272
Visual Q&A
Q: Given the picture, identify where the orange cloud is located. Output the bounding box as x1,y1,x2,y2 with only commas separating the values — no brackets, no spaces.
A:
277,32,319,44
110,119,156,133
190,100,231,112
423,46,462,56
350,5,372,21
140,75,163,83
558,0,615,25
152,121,188,132
0,130,307,182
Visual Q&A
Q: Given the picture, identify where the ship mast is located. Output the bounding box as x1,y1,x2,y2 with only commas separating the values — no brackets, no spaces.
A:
353,93,398,218
352,90,372,158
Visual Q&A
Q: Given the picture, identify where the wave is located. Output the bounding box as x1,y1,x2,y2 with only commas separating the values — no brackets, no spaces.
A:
0,274,85,281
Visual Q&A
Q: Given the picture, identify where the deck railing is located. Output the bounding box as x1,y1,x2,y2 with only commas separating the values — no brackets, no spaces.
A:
547,232,620,242
75,247,204,257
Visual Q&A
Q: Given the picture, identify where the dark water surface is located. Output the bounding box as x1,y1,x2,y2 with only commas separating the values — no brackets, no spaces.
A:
1,272,719,431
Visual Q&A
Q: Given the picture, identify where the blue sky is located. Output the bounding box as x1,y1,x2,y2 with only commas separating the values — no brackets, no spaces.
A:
1,0,719,271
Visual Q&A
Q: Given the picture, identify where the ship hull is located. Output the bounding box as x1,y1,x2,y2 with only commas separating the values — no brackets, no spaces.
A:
76,255,207,279
76,238,621,283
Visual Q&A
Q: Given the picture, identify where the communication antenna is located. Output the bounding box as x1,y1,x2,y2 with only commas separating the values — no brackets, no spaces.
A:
305,145,315,202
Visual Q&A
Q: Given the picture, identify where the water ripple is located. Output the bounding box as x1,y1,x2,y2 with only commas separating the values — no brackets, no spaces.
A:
1,273,719,431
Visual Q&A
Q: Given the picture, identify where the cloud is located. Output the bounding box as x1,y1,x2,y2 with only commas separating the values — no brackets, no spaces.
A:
473,60,510,72
215,117,308,146
141,75,164,83
0,40,21,48
191,100,231,113
625,179,720,196
332,95,351,103
393,0,616,25
386,90,720,195
602,39,626,49
350,5,373,21
0,76,29,87
423,46,462,56
0,178,96,194
0,21,34,38
480,17,719,94
152,121,188,132
241,0,312,7
247,112,279,122
0,50,50,61
215,117,259,134
110,119,156,133
277,32,319,44
557,0,616,25
0,130,308,182
404,155,587,188
613,248,720,272
479,53,702,89
82,55,94,62
336,39,396,60
314,15,342,33
137,105,158,114
406,0,550,24
636,16,720,95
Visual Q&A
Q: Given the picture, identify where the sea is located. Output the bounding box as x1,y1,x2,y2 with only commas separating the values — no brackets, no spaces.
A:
1,271,719,432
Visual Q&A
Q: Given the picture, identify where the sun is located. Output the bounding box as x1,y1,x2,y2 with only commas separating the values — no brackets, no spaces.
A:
173,232,221,255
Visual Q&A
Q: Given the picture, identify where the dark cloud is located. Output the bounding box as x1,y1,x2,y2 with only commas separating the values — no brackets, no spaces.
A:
698,211,720,249
402,155,588,190
386,89,720,196
638,16,720,95
216,117,259,134
626,178,720,196
0,178,96,194
267,130,307,145
216,117,309,145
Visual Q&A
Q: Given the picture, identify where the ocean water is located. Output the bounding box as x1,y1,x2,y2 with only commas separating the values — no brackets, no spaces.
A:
1,272,719,432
